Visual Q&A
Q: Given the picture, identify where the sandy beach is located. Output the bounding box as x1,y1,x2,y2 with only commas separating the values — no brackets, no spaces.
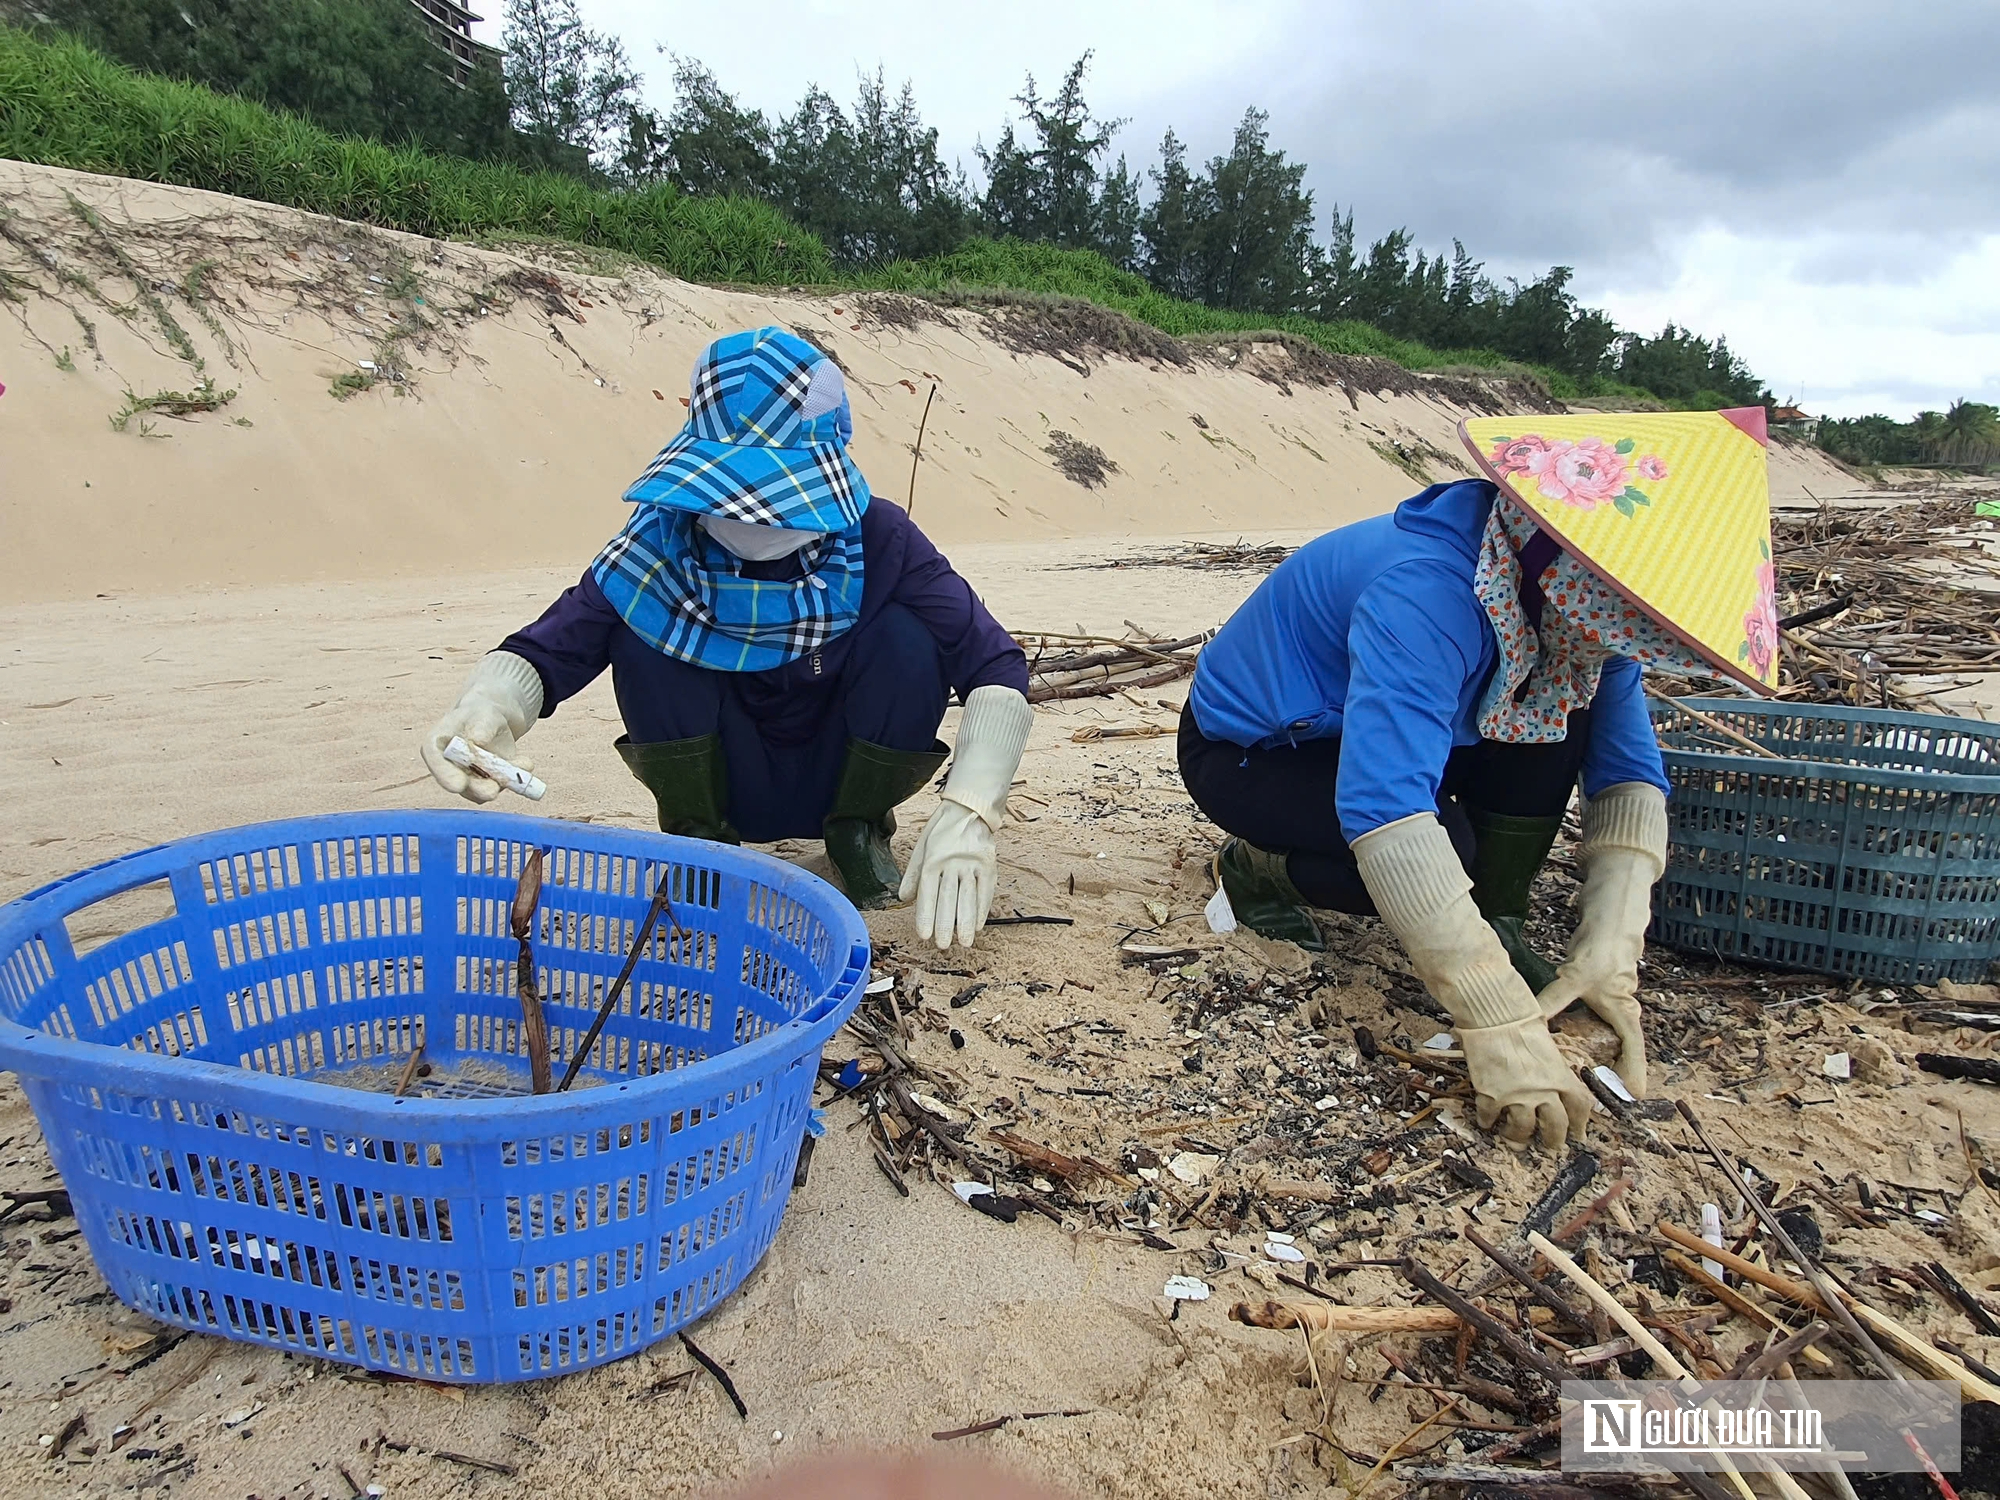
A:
2,163,1996,1500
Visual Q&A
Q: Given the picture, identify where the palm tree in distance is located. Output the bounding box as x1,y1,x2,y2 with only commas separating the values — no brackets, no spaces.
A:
1910,409,1946,463
1941,399,2000,466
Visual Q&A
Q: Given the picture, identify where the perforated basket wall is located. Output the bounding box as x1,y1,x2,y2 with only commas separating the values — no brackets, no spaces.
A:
0,811,868,1383
1651,699,2000,982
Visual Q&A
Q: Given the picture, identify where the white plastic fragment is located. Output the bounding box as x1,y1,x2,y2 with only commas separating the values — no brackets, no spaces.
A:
1263,1240,1306,1263
951,1181,993,1204
864,976,894,994
1204,883,1237,933
1167,1151,1219,1186
1423,1032,1456,1051
1313,1096,1338,1111
1164,1275,1211,1302
1822,1052,1852,1079
1265,1231,1295,1244
442,736,546,800
910,1091,962,1123
1592,1065,1637,1103
1700,1202,1725,1280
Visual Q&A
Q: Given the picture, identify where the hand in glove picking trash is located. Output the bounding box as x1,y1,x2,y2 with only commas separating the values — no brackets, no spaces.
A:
1354,812,1593,1150
1534,782,1666,1096
899,686,1033,950
421,652,545,804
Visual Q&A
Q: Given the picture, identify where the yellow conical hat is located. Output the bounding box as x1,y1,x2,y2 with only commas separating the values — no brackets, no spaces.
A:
1459,408,1777,694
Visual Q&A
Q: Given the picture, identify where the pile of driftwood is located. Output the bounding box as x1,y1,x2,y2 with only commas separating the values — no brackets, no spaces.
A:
1064,540,1299,574
1769,494,2000,711
1018,627,1215,705
1229,1094,1998,1498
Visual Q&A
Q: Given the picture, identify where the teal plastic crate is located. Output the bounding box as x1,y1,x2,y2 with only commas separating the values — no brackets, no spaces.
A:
1651,699,2000,982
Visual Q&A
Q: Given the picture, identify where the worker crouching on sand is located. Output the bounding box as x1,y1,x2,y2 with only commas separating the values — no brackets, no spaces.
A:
421,327,1033,950
1181,411,1778,1148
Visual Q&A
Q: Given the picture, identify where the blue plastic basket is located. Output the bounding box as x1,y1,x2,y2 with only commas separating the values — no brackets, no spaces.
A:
1651,698,2000,982
0,810,867,1383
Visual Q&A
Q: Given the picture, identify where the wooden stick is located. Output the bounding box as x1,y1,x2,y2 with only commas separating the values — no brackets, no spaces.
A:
558,863,679,1092
1672,1096,1983,1490
1646,687,1783,759
1527,1232,1793,1500
1658,1246,1835,1369
512,849,551,1094
392,1044,426,1100
1463,1226,1589,1331
905,382,937,517
1660,1222,1815,1301
1229,1300,1462,1333
1400,1258,1570,1387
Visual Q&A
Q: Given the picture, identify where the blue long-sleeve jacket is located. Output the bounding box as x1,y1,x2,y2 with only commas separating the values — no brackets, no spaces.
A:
1188,479,1670,842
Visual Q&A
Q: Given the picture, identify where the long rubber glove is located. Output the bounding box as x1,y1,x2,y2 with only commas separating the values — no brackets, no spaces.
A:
420,651,545,804
1534,781,1666,1096
1353,812,1593,1149
899,686,1033,950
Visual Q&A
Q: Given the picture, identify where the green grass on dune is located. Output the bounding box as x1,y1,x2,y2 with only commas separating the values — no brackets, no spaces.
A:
855,238,1663,404
0,24,1668,406
0,26,832,284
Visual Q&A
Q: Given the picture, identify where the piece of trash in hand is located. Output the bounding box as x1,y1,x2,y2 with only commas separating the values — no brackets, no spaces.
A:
442,736,546,800
1164,1275,1210,1302
1592,1065,1637,1103
1204,884,1237,934
1822,1052,1851,1079
1263,1240,1306,1263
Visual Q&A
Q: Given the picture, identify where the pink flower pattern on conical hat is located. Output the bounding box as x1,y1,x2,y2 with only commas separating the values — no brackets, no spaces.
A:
1459,409,1779,694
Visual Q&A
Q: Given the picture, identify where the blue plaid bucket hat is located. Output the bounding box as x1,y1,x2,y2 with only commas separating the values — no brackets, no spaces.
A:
621,326,870,528
592,328,871,672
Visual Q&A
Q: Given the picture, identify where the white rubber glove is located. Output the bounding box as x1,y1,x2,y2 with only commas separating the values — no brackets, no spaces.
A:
1353,812,1593,1150
1535,781,1666,1096
899,685,1033,950
420,651,545,804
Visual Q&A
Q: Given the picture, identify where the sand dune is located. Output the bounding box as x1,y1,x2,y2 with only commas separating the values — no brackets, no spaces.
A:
1,162,1857,605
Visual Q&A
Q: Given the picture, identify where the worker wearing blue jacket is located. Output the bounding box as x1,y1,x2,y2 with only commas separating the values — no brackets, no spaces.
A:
1181,411,1780,1148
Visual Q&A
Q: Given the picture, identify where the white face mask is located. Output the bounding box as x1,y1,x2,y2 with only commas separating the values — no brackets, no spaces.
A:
700,515,823,561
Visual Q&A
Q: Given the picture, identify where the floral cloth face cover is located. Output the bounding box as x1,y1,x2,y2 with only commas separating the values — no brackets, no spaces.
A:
1472,494,1712,744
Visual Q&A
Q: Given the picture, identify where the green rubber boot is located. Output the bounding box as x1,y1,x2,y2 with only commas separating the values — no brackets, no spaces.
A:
1212,838,1325,952
1466,807,1565,994
823,739,950,908
615,734,741,843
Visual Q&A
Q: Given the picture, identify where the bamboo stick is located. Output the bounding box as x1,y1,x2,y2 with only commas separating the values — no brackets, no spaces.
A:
1527,1232,1802,1500
1229,1300,1462,1333
1658,1246,1835,1369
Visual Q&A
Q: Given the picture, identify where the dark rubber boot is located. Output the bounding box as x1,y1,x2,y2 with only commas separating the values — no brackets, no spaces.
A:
823,739,949,908
1213,838,1325,952
615,734,741,843
1467,807,1565,994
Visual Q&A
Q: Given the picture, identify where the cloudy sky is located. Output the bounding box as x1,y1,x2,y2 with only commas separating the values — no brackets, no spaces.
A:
470,1,2000,419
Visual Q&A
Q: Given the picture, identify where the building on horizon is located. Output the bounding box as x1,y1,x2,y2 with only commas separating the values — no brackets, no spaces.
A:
406,0,502,88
